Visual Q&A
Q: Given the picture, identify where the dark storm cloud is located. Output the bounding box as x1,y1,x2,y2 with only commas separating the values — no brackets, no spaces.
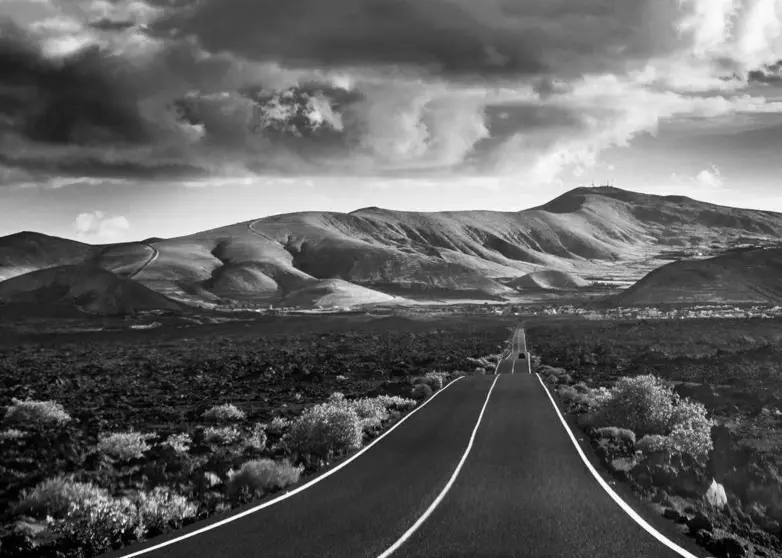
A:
88,18,138,32
0,21,150,146
0,151,208,181
150,0,685,79
748,61,782,84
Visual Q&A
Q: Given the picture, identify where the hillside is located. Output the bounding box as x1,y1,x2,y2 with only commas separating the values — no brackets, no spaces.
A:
0,265,184,316
605,248,782,306
2,186,782,308
509,270,589,291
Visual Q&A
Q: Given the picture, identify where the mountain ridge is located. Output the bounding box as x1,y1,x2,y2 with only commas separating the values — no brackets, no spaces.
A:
3,186,782,308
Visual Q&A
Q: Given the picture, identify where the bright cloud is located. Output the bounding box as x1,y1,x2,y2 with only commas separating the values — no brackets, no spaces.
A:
74,211,131,240
695,165,725,187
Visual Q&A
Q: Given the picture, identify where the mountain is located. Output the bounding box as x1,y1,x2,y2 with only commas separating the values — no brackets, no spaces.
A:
0,265,184,315
2,186,782,308
605,248,782,306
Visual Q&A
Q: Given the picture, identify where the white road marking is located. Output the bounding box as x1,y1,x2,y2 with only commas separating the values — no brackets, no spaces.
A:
377,374,501,558
115,376,465,557
535,374,705,558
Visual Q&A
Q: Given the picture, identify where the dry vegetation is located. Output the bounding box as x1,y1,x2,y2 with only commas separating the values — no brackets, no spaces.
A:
0,318,511,557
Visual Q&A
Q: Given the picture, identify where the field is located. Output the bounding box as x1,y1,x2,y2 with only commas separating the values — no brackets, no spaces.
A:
4,312,782,557
0,315,513,556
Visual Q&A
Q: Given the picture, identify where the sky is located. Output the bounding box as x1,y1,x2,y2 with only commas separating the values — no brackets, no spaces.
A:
2,0,782,243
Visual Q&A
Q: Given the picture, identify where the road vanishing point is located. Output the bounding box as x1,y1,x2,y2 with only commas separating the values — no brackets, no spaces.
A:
110,328,709,558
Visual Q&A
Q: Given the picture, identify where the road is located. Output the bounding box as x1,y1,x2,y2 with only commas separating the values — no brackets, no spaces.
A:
111,329,707,558
495,327,529,374
128,243,159,280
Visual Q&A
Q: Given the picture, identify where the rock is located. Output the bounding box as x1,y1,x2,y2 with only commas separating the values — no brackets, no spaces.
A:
204,471,222,488
705,479,728,509
663,508,683,521
687,511,713,533
694,528,713,546
707,535,747,558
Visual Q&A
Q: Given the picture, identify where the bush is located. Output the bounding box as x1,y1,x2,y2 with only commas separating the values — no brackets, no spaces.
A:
344,398,388,430
50,496,140,555
594,426,636,446
411,383,433,400
98,431,155,461
635,434,670,453
3,398,71,428
163,432,191,454
135,487,197,535
227,459,303,497
668,399,714,461
203,426,242,445
587,375,676,437
328,392,345,402
286,403,363,465
413,372,448,391
375,395,417,412
202,403,246,422
267,416,290,436
13,476,109,519
244,423,268,451
0,428,26,441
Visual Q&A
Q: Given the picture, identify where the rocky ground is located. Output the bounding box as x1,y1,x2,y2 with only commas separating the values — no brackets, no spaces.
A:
0,319,511,556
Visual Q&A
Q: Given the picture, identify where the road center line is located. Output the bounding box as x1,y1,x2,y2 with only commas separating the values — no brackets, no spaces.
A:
377,374,501,558
535,374,704,558
116,376,465,558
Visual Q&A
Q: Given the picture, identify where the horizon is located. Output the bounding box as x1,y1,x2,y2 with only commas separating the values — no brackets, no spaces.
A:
3,0,782,243
4,183,782,244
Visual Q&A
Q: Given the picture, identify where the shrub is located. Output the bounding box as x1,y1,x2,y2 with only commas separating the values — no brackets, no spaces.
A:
203,426,242,445
344,398,388,430
375,395,417,412
267,416,290,436
98,431,155,461
163,432,191,454
286,403,363,465
202,403,246,422
328,392,345,402
3,398,71,428
411,383,433,400
668,399,714,461
227,459,303,497
594,426,636,446
135,487,197,535
0,428,26,441
244,423,268,451
635,434,670,453
573,382,590,393
587,375,676,437
13,476,109,519
50,496,140,555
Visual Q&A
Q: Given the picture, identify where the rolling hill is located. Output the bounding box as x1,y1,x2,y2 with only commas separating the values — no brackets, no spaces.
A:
606,248,782,306
0,265,184,316
2,186,782,308
508,270,589,291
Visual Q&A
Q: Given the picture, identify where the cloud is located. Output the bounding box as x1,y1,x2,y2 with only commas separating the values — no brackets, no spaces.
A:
2,0,782,188
695,164,725,187
74,211,130,241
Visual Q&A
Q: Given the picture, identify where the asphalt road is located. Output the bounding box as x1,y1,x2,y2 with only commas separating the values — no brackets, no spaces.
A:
112,329,707,558
127,243,159,280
